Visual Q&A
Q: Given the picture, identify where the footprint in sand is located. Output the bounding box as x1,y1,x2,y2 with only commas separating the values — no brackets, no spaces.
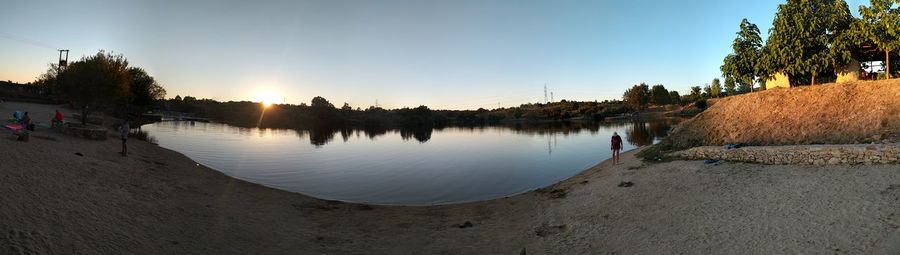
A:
2,228,51,255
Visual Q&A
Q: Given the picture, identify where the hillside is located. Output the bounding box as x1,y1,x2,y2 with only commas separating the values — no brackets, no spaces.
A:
664,80,900,150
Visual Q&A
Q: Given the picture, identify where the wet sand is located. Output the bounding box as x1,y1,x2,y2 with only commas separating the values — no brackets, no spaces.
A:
1,101,899,254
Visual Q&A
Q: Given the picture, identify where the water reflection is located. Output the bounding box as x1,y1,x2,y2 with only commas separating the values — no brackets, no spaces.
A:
142,118,683,205
148,119,680,147
294,120,679,147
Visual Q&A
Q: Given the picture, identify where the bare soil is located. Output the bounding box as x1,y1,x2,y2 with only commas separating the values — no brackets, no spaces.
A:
666,80,900,149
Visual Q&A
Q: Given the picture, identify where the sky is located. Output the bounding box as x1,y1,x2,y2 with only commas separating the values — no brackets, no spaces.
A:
0,0,869,110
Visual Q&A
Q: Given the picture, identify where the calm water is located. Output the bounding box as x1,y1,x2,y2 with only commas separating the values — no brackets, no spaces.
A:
141,120,679,205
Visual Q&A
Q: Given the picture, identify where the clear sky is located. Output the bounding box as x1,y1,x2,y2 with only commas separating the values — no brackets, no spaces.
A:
0,0,869,110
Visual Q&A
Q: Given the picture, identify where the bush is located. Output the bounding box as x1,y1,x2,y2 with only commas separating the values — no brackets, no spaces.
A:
635,142,673,162
695,99,708,110
129,129,158,144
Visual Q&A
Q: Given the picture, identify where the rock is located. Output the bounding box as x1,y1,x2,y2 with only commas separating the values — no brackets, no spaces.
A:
814,159,825,166
457,221,474,229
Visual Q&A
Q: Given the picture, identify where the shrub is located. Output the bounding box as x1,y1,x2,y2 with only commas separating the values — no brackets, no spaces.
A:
695,99,708,110
129,129,158,144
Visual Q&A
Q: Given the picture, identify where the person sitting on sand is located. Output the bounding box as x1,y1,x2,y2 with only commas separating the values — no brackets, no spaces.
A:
119,120,130,156
12,111,22,123
51,109,64,128
611,132,623,164
22,112,34,131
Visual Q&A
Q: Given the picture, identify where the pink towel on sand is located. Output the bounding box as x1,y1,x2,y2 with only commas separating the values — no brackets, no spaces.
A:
4,124,24,131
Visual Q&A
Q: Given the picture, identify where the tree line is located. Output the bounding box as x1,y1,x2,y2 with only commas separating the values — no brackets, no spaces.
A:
162,95,633,131
723,0,900,88
33,50,167,124
623,0,900,112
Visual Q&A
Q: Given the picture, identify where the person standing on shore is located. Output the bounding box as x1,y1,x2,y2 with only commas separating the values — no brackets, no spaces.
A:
611,132,622,164
22,112,34,131
119,120,130,156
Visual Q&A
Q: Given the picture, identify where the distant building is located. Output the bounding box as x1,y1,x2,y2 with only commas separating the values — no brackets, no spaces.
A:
764,44,898,89
765,73,791,90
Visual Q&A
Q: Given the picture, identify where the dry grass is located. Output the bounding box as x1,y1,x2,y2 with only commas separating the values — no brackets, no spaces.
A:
665,80,900,149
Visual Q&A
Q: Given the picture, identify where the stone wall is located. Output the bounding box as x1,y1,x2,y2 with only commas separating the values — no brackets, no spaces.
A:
670,144,900,165
62,123,108,141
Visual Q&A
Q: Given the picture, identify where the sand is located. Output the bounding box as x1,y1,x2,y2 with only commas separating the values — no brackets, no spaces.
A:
1,101,899,254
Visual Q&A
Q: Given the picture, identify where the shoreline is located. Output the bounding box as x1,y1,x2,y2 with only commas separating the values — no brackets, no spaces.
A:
3,101,900,254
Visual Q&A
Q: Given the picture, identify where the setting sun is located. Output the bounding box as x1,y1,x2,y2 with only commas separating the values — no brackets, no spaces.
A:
254,91,282,107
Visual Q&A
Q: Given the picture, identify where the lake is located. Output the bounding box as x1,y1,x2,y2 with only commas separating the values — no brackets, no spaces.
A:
141,119,680,205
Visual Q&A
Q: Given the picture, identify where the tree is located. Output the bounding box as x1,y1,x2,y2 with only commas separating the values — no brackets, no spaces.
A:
622,83,650,111
702,85,712,99
127,67,166,108
722,19,763,92
764,0,853,85
854,0,900,79
710,78,722,98
668,91,681,105
341,102,352,111
649,84,671,105
723,76,737,96
689,86,702,102
310,96,336,122
310,96,334,109
57,51,130,124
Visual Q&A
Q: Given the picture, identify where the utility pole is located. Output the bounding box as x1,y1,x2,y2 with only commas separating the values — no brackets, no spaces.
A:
57,49,69,69
544,84,548,104
54,49,69,96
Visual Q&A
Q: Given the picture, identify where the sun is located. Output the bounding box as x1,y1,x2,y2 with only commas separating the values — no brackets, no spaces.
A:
254,91,282,107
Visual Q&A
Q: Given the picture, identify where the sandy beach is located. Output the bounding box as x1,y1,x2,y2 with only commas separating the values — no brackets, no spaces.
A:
2,101,899,254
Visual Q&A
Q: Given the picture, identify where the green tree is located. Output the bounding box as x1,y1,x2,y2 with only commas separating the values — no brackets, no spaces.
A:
702,85,712,99
721,19,763,92
854,0,900,79
58,51,130,124
622,83,650,111
723,76,737,96
764,0,853,85
710,78,722,98
689,86,702,102
668,91,681,105
649,84,671,105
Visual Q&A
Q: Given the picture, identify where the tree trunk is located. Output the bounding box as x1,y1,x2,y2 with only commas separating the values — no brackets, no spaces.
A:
887,50,891,80
811,74,816,86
